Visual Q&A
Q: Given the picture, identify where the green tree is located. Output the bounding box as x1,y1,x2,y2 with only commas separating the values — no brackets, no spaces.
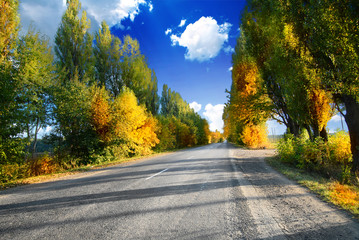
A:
17,27,56,156
282,0,359,171
54,0,94,83
0,0,24,164
94,21,122,93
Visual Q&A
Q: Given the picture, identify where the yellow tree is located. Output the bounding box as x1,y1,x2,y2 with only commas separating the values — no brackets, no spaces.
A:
112,88,159,156
226,56,270,148
90,86,112,143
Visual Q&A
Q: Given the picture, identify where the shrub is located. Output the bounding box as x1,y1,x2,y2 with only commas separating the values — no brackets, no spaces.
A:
29,154,58,176
277,131,354,182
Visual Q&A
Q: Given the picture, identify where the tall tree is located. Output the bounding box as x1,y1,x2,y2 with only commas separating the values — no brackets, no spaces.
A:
284,0,359,171
94,21,122,94
54,0,94,83
17,27,56,156
0,0,24,164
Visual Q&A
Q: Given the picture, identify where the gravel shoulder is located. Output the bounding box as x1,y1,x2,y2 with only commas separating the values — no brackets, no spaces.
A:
230,147,359,239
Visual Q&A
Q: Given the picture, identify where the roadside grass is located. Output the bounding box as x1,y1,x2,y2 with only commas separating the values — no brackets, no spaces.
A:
0,151,173,190
267,157,359,219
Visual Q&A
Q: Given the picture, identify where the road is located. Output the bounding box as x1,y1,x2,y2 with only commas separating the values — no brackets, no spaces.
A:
1,142,358,239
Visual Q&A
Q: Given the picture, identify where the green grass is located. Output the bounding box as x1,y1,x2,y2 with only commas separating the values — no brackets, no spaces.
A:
267,157,359,219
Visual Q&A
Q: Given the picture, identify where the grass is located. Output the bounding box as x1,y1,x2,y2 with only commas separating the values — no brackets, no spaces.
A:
267,157,359,219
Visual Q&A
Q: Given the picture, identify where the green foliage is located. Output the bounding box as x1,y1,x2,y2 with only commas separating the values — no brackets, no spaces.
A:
17,26,55,155
51,79,98,163
54,0,94,83
277,131,353,182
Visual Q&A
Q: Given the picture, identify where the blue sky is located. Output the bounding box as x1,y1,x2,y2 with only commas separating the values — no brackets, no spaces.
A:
19,0,346,135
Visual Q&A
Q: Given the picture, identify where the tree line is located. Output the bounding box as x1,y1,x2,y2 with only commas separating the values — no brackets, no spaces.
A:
223,0,359,173
0,0,217,182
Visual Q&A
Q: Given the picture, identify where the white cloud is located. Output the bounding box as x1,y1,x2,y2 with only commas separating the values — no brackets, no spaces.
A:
179,19,186,27
148,2,153,12
203,104,225,132
85,0,152,29
223,45,234,54
165,28,172,35
170,16,232,62
20,1,66,40
189,101,202,112
19,0,153,39
330,114,342,122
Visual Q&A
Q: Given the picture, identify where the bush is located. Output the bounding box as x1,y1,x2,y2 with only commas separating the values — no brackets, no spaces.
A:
29,154,58,176
277,131,353,182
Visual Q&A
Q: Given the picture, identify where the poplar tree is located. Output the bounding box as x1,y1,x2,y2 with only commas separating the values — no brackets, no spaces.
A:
54,0,94,83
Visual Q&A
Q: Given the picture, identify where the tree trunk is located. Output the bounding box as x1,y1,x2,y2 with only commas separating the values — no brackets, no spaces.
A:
287,117,300,137
320,127,328,142
342,95,359,173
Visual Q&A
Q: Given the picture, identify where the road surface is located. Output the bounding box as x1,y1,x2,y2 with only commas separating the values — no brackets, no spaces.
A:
1,142,358,239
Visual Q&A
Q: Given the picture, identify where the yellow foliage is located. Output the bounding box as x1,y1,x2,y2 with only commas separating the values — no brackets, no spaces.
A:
329,182,359,207
112,88,159,155
308,88,332,132
90,87,112,142
241,123,268,149
329,131,352,164
210,130,222,143
283,23,299,50
232,62,258,95
29,154,58,176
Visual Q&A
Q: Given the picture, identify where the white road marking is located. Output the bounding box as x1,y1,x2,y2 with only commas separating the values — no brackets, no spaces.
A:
146,168,169,180
187,156,194,159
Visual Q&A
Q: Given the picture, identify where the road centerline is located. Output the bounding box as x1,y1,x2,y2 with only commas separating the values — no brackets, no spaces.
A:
145,168,169,180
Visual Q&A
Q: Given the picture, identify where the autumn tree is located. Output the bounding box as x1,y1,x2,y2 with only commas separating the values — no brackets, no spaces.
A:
223,33,270,148
283,0,359,171
112,88,159,156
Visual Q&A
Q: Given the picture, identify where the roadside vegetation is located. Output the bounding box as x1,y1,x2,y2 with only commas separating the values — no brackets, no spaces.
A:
0,0,224,188
224,0,359,215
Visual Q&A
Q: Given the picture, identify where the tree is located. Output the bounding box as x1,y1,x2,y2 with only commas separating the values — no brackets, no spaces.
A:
51,78,97,162
54,0,94,83
0,0,24,164
112,88,159,156
283,0,359,171
94,21,122,94
17,27,55,156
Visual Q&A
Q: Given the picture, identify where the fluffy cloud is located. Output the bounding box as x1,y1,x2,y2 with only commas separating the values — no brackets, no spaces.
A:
203,104,225,132
19,0,152,39
83,0,153,29
178,19,186,27
170,16,232,62
189,101,202,112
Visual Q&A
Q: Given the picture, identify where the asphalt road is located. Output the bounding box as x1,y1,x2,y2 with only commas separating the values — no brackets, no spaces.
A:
1,142,358,239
